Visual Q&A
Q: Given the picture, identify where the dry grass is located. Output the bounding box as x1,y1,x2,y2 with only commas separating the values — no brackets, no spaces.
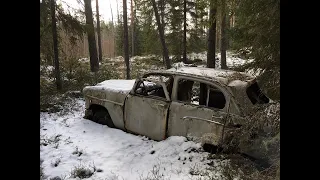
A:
217,102,280,180
70,164,95,179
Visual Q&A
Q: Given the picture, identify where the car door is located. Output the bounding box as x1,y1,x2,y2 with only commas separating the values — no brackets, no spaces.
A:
124,77,171,141
167,76,230,145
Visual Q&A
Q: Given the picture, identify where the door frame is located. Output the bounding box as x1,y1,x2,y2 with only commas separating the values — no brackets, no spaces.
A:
129,77,171,102
168,75,232,144
124,78,172,140
171,75,231,113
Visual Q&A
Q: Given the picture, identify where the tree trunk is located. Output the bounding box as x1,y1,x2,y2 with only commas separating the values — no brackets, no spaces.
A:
160,0,165,27
226,12,231,49
207,0,217,68
195,0,198,37
151,0,171,69
220,0,227,69
131,0,135,57
123,0,131,79
183,0,187,63
116,0,120,23
216,15,220,52
96,0,103,62
110,2,115,58
84,0,99,72
160,0,165,64
50,0,62,90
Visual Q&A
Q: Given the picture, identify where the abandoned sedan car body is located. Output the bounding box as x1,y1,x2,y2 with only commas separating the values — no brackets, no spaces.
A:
83,67,269,152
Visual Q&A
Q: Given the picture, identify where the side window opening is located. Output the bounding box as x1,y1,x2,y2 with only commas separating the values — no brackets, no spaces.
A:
246,82,270,104
177,79,194,103
208,87,226,109
177,79,226,109
135,80,167,99
142,74,174,97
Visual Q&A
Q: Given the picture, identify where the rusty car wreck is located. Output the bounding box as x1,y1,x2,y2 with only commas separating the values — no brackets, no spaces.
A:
83,67,270,157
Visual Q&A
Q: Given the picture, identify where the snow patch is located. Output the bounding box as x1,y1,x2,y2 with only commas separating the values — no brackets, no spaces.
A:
84,80,136,93
40,65,54,73
40,99,222,180
131,55,158,62
78,58,89,63
228,80,248,87
186,51,252,69
187,52,207,61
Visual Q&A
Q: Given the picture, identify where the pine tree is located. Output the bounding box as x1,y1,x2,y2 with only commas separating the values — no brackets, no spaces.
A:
151,0,171,69
183,0,187,63
207,0,217,68
220,0,227,69
230,0,280,99
50,0,62,90
123,0,131,79
96,0,103,62
84,0,99,72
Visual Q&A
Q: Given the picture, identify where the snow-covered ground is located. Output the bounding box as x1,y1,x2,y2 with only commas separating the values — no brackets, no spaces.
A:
105,51,251,69
185,51,253,69
41,51,255,82
40,98,226,180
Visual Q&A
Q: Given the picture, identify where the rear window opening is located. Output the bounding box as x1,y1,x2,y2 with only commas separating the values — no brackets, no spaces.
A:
246,82,269,104
177,79,226,109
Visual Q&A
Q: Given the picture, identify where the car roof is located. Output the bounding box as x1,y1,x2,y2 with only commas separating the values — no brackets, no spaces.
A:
146,67,256,87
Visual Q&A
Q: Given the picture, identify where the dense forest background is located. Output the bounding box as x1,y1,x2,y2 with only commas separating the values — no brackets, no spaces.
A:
40,0,279,100
40,1,280,179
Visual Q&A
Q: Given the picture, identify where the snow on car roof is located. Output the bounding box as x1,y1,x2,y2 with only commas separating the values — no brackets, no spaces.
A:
84,80,136,93
148,67,255,87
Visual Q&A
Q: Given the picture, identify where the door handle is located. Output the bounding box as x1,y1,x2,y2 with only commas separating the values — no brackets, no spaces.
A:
182,116,225,126
153,103,165,107
212,115,223,119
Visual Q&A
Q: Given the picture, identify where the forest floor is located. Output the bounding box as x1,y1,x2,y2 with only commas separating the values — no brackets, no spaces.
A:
41,51,269,180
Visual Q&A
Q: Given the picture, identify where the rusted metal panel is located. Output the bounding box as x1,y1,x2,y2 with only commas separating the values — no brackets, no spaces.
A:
167,101,227,145
124,94,169,141
83,88,128,105
83,89,128,130
104,102,125,130
85,95,124,106
165,73,234,145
